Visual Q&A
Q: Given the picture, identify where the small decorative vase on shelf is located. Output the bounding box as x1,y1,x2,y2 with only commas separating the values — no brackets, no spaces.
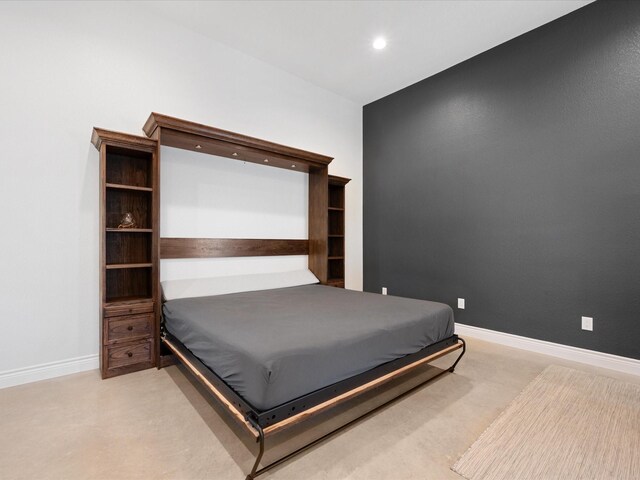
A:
118,212,137,229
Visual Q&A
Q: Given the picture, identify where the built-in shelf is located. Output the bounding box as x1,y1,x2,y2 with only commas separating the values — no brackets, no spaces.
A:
106,183,153,192
106,228,153,233
95,131,158,379
327,175,350,288
106,263,153,270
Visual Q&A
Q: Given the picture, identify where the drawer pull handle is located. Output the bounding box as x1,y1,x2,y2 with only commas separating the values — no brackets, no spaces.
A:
127,326,133,331
127,351,133,358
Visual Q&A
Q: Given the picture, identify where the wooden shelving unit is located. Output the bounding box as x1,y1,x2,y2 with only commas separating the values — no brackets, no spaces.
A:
327,175,350,288
92,128,158,378
93,114,339,376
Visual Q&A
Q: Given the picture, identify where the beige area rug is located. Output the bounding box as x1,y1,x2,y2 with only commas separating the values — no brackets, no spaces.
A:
452,365,640,480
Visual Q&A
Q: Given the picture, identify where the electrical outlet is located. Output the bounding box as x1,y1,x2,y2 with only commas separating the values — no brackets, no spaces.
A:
458,298,465,309
382,287,388,295
581,316,593,331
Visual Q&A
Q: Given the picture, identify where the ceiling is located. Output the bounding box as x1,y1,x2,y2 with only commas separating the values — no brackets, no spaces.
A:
145,1,592,106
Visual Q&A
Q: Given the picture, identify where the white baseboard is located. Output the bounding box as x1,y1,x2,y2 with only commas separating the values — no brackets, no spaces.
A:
2,325,638,389
0,354,99,389
455,323,640,377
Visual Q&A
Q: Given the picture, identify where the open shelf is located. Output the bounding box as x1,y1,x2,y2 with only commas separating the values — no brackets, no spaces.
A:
329,184,344,209
106,146,152,188
328,210,344,236
106,228,153,233
328,236,344,257
105,267,152,303
106,189,152,230
106,230,152,265
326,176,350,288
328,258,344,281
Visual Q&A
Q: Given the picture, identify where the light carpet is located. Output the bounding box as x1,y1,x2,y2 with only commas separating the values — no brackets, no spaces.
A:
452,364,640,480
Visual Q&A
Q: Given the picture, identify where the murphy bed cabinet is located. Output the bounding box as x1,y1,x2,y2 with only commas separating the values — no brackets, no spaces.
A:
92,128,159,378
327,175,350,288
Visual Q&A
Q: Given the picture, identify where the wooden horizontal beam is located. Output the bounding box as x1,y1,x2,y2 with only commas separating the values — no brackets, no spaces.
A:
263,341,464,436
160,238,309,259
160,129,320,173
162,337,260,438
143,112,333,170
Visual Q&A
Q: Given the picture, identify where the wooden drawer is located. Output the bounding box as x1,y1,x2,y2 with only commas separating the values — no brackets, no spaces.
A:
105,314,152,344
104,302,154,318
106,340,152,370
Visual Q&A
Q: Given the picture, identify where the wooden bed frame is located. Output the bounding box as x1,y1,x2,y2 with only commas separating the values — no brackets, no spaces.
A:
162,325,464,479
141,113,467,478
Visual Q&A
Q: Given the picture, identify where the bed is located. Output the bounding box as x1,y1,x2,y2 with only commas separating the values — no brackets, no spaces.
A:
160,270,465,479
92,113,465,479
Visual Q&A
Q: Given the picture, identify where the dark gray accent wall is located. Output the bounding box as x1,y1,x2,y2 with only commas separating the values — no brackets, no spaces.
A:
363,1,640,360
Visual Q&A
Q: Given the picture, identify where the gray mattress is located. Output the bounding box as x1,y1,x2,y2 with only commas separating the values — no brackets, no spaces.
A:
163,284,454,411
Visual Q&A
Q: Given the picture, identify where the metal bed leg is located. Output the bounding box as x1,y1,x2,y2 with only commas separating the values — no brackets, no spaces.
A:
245,421,265,480
242,339,466,479
448,338,466,373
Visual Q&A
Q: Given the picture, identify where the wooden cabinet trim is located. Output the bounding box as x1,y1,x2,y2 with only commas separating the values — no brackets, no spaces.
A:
142,113,332,168
92,128,157,151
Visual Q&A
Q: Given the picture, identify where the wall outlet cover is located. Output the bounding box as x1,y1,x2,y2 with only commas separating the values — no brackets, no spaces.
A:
382,287,387,295
581,316,593,331
458,298,465,309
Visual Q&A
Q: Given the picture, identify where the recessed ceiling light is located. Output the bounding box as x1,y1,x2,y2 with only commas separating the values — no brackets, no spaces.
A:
232,152,238,156
264,159,269,163
195,144,202,149
373,37,387,50
291,164,296,168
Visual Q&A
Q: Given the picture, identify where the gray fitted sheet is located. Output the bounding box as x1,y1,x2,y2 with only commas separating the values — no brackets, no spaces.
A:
163,285,454,411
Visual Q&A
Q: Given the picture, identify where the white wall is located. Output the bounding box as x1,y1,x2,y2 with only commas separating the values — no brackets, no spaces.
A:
160,147,309,280
0,1,362,386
